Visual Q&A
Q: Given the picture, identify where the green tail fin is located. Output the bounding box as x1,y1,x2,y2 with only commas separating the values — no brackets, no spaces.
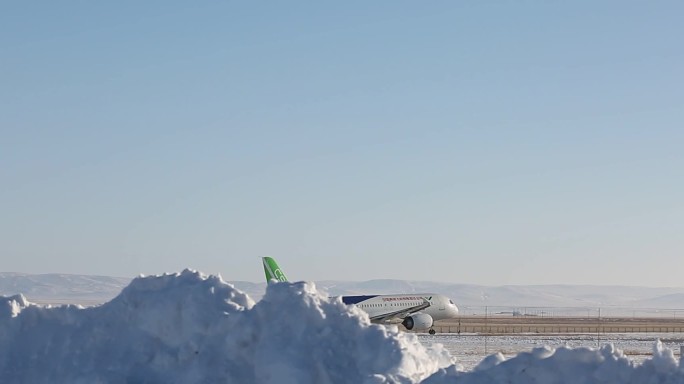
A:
262,257,288,283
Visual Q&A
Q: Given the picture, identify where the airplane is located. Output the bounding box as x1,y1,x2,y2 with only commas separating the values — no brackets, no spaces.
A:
262,256,459,334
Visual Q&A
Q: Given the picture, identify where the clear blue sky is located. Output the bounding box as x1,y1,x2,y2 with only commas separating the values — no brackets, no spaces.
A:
2,2,683,286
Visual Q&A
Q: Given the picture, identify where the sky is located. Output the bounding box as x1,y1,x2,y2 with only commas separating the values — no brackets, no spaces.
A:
2,2,683,286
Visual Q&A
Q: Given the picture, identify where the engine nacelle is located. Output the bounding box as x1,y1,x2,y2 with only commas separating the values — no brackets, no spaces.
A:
402,313,434,331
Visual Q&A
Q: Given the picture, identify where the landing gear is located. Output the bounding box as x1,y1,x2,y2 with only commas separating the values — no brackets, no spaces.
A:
428,328,436,335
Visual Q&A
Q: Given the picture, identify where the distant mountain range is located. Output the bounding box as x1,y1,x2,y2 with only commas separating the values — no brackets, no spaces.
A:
0,272,131,305
2,272,684,316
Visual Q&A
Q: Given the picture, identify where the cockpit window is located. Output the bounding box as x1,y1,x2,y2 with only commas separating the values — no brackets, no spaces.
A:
449,300,454,305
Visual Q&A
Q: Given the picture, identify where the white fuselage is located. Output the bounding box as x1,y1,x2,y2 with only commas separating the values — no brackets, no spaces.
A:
341,293,459,323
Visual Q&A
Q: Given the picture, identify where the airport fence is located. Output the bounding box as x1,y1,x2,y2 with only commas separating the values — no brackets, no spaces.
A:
432,305,684,334
434,324,684,334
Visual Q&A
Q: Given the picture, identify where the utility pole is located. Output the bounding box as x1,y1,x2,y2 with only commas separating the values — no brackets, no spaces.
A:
597,308,601,348
484,306,488,355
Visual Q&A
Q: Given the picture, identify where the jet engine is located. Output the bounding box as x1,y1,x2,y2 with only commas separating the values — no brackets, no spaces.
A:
401,313,434,331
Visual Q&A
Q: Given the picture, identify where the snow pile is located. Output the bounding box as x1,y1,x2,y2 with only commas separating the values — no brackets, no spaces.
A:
424,341,684,383
4,270,684,383
0,270,451,384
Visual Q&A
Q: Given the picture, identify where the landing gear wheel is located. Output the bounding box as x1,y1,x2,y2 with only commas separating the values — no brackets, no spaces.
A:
429,328,436,335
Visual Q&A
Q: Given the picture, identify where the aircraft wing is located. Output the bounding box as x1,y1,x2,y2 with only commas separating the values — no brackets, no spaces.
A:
369,298,431,323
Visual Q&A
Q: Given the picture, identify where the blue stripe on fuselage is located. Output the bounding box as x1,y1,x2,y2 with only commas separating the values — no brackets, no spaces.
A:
341,295,378,305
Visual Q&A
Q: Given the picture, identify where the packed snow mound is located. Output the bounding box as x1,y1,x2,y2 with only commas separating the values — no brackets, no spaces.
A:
5,270,684,383
0,269,451,384
0,293,30,318
424,341,684,383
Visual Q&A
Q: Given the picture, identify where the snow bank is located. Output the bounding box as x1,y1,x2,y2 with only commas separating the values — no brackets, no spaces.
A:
3,270,684,383
424,341,684,383
0,270,451,384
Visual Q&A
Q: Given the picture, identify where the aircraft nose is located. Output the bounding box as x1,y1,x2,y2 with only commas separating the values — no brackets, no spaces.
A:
450,304,459,317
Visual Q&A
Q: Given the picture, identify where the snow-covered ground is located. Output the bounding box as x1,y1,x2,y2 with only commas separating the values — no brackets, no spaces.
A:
419,333,684,371
3,270,684,383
